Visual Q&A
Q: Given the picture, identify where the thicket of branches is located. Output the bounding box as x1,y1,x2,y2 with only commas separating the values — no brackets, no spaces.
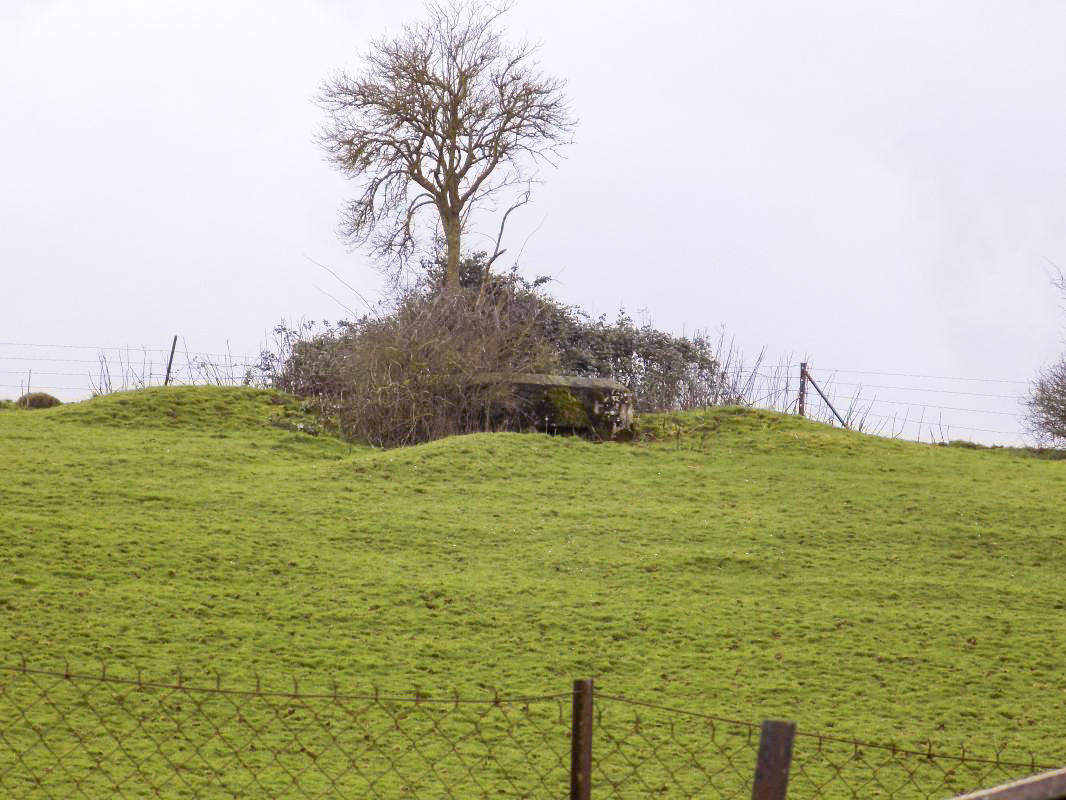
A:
261,272,555,447
533,307,756,413
258,254,757,446
1026,272,1066,446
1027,358,1066,444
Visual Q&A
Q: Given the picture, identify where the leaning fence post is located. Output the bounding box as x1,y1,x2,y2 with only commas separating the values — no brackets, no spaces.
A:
797,362,808,418
751,719,796,800
570,679,594,800
164,335,178,386
804,369,849,429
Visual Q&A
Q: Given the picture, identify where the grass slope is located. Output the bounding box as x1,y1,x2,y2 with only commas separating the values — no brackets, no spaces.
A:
1,387,1064,762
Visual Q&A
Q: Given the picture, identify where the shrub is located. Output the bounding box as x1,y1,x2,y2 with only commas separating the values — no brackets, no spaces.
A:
418,253,740,412
544,310,735,412
257,253,758,445
17,392,62,410
263,279,558,447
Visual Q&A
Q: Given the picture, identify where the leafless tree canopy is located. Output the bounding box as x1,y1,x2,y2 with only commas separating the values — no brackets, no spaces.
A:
1027,357,1066,445
1026,269,1066,445
318,0,575,287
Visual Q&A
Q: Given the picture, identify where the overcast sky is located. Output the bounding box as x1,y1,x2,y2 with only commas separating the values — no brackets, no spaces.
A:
3,0,1064,444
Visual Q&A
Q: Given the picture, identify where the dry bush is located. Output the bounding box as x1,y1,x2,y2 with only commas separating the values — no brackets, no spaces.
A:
257,255,786,445
267,281,558,446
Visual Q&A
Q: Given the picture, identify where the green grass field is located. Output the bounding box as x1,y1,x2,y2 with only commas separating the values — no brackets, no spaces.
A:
1,386,1064,794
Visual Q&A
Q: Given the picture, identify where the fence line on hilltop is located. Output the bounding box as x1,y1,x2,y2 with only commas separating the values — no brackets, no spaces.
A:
0,339,265,399
0,338,1038,446
788,362,1031,444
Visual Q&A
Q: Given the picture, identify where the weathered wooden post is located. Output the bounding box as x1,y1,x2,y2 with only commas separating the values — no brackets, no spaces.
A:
751,719,796,800
570,679,594,800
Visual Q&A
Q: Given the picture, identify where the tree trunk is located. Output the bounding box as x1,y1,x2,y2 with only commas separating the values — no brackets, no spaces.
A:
444,214,461,288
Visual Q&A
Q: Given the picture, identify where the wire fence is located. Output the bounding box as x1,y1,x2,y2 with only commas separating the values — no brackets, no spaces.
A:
0,339,1038,446
788,729,1054,800
0,663,571,800
796,363,1032,445
0,663,1058,799
592,694,761,799
0,340,262,400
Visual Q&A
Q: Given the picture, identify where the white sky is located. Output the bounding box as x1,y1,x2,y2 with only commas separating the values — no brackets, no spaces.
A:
2,0,1065,444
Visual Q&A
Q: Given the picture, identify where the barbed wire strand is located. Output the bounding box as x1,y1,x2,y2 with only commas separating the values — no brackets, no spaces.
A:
820,381,1023,400
0,663,568,705
826,395,1023,418
0,341,257,360
595,693,760,729
807,406,1025,437
790,728,1057,771
0,357,259,369
810,367,1030,385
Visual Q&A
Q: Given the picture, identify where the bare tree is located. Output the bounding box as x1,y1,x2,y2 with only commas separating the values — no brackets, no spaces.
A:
318,0,574,288
1026,269,1066,445
1027,357,1066,444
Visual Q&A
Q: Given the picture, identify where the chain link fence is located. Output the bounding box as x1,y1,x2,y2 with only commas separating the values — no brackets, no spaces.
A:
0,663,1059,799
593,693,759,799
789,728,1055,800
0,664,569,799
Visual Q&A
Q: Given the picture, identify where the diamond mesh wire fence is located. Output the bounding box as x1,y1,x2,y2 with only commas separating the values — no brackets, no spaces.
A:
0,663,1060,799
592,693,759,799
789,729,1058,800
0,664,570,799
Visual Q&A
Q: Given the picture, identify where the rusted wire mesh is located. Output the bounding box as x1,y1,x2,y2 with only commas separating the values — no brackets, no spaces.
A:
588,696,1058,800
789,729,1057,800
592,693,760,799
0,663,570,799
1,662,1060,799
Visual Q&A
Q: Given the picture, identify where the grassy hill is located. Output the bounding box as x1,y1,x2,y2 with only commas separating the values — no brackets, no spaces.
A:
1,386,1064,764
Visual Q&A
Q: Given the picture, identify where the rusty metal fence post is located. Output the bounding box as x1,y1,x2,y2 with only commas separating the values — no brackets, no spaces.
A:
752,719,796,800
571,679,594,800
164,335,178,386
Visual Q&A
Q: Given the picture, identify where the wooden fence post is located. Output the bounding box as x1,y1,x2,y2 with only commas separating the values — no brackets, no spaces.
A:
751,719,796,800
570,679,594,800
797,363,807,418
